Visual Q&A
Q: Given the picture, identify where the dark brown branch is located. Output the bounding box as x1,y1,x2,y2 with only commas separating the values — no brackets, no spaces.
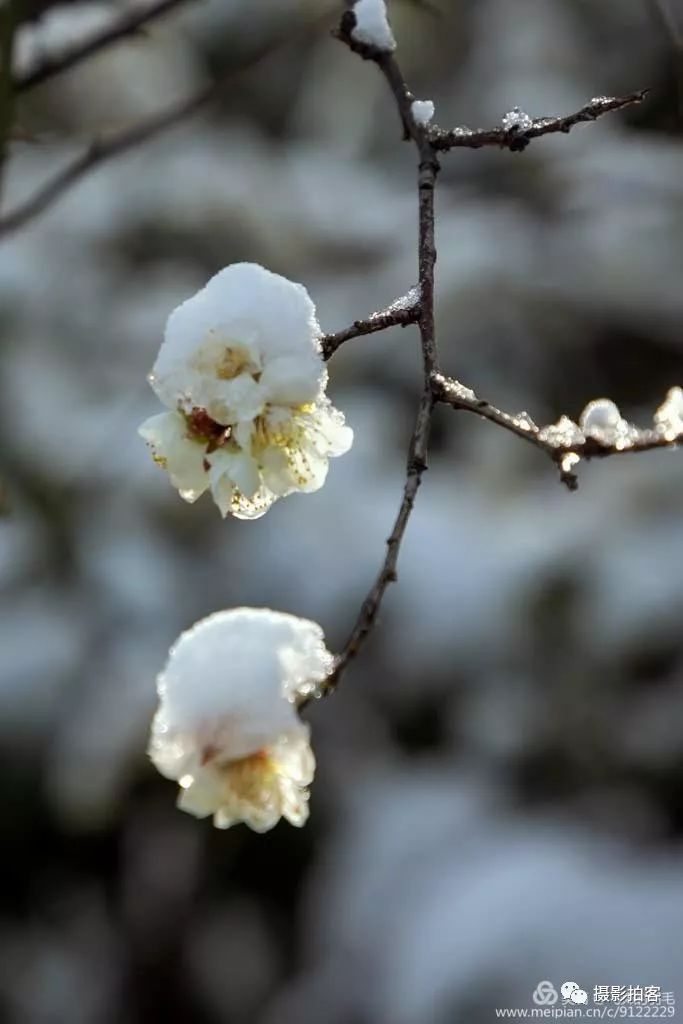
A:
322,10,441,693
319,383,434,697
15,0,193,94
431,91,649,153
311,6,661,703
431,373,682,492
321,296,420,360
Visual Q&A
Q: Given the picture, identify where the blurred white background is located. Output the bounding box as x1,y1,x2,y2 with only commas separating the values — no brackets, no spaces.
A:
1,1,683,1022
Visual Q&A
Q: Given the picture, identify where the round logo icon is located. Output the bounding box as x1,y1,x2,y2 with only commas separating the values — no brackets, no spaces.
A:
561,982,588,1005
533,981,559,1006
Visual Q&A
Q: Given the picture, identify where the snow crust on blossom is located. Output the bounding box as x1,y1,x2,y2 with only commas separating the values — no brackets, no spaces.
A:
150,263,322,418
139,263,352,518
351,0,396,52
411,100,435,126
149,608,334,831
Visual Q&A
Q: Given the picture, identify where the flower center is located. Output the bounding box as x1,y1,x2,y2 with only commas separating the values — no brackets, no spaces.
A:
184,407,231,450
218,749,278,805
252,404,316,456
216,345,257,381
190,338,261,383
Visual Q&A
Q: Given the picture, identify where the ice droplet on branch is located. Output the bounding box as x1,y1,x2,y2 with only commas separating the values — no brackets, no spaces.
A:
654,387,683,442
501,107,534,132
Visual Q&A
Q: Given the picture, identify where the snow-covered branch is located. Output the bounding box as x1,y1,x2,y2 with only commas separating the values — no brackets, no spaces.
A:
431,91,648,153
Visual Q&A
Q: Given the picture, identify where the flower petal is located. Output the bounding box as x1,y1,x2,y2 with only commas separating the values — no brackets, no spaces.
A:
139,411,209,501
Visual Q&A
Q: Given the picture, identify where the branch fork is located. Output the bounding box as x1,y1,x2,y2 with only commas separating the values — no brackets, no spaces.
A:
312,4,673,698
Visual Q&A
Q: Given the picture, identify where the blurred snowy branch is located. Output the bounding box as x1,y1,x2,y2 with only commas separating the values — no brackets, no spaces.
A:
0,10,315,238
15,0,193,94
0,0,18,197
0,75,220,237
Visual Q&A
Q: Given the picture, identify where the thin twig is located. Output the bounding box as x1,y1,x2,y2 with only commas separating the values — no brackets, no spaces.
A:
431,91,649,153
15,0,193,94
0,26,299,238
321,298,420,360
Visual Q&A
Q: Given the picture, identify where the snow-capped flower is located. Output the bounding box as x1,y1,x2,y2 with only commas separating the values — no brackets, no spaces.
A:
411,100,435,126
351,0,396,52
149,608,334,832
139,263,352,519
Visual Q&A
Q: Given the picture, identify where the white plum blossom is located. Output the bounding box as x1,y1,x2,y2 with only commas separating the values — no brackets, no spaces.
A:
139,263,353,519
411,100,435,126
149,608,334,832
351,0,396,52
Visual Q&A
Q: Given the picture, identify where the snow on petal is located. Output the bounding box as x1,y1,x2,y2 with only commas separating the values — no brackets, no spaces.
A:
259,355,322,407
351,0,396,52
206,372,266,427
148,609,333,831
150,263,322,415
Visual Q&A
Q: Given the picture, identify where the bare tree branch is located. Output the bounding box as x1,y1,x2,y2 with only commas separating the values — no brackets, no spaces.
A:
321,295,420,360
431,374,682,491
306,4,676,703
318,11,443,695
320,384,433,695
15,0,194,94
430,91,649,153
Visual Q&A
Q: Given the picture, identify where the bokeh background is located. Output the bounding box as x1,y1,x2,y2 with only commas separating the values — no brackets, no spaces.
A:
2,0,683,1021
